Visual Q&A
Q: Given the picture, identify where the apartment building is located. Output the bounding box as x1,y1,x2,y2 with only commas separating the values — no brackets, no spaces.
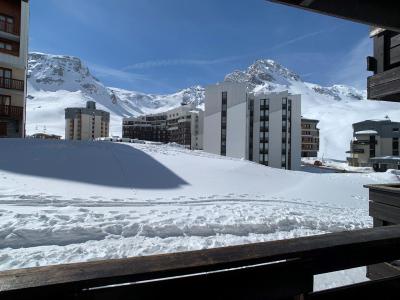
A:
347,119,400,168
204,82,301,170
122,104,204,150
301,118,320,157
65,101,110,140
0,0,29,138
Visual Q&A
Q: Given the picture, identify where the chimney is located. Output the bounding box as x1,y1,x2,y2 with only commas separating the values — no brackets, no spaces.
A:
86,101,96,109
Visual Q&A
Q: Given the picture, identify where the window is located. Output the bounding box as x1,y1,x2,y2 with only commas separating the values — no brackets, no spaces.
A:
0,42,12,51
0,94,11,105
221,91,228,156
0,14,14,34
393,137,399,156
0,67,11,79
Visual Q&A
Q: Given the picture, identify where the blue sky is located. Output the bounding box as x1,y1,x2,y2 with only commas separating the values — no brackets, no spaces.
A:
30,0,371,94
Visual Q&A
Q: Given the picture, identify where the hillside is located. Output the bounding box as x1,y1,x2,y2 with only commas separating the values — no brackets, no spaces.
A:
26,53,400,159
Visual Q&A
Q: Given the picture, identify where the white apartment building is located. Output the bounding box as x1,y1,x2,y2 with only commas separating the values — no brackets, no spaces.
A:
0,0,29,138
122,104,204,150
204,82,301,170
65,101,110,140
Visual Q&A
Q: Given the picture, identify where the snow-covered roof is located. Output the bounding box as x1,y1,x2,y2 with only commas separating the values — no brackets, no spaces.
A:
355,130,378,135
371,156,400,161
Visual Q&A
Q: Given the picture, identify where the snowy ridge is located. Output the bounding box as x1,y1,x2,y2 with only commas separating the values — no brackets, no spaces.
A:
27,53,204,136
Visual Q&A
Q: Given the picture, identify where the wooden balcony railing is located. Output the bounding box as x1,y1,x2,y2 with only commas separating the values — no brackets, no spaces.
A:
0,77,24,91
1,225,400,300
0,20,19,35
0,105,23,120
368,66,400,102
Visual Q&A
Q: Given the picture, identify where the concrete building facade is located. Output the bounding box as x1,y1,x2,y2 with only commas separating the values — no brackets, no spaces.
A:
204,82,301,170
347,119,400,168
65,101,110,140
301,118,320,157
122,104,204,150
0,0,29,138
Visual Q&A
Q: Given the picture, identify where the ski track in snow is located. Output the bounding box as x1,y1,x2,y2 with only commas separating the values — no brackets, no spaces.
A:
0,197,370,268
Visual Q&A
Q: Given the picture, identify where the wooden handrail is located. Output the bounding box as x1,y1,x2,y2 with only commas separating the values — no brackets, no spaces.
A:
0,77,24,91
1,225,400,299
0,104,23,120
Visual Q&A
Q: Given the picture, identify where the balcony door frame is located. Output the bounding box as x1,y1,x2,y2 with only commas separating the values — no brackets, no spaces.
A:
0,94,11,106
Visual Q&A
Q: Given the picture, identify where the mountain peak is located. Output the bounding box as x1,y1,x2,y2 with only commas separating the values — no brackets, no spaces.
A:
224,58,302,89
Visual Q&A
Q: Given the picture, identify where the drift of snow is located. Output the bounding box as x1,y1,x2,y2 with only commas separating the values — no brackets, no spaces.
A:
0,139,398,290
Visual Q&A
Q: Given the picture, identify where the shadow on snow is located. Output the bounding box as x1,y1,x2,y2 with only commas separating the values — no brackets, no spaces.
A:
0,139,188,189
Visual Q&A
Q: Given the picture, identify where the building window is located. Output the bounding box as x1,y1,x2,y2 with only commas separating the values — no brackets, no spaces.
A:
393,137,399,156
0,41,12,51
249,99,254,161
370,135,376,158
0,94,11,105
221,91,227,156
0,14,14,34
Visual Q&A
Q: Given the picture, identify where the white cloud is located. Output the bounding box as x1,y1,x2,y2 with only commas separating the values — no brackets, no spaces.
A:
122,56,241,71
122,28,334,71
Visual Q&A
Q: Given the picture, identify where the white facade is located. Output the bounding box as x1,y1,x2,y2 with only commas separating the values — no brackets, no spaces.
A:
204,82,248,158
204,82,301,170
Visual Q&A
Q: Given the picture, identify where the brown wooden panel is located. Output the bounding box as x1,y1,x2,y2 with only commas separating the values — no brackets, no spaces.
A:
390,45,400,66
368,75,400,100
390,34,400,48
374,33,385,74
1,225,400,296
368,66,400,87
369,190,400,207
369,202,400,224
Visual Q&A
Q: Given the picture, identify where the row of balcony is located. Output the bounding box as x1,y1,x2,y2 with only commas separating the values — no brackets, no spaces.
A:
0,104,23,120
0,77,24,91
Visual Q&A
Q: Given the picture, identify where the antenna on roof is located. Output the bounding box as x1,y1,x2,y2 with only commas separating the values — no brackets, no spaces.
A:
385,115,391,120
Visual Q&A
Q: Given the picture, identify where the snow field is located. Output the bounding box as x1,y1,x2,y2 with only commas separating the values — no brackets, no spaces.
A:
0,139,398,290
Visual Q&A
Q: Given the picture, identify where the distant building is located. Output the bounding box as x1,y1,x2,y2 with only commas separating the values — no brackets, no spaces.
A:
347,119,400,169
0,0,29,138
301,118,320,157
31,133,62,140
204,82,301,170
122,104,204,150
65,101,110,140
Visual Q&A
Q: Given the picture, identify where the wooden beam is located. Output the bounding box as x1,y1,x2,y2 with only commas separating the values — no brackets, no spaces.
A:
1,225,400,296
267,0,400,33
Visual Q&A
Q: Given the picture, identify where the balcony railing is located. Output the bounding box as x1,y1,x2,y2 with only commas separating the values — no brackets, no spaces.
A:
0,77,24,91
0,20,19,35
367,65,400,102
0,104,23,120
1,225,400,299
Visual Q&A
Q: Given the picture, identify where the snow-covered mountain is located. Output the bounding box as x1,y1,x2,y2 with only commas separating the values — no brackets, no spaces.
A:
27,53,204,136
27,53,400,159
